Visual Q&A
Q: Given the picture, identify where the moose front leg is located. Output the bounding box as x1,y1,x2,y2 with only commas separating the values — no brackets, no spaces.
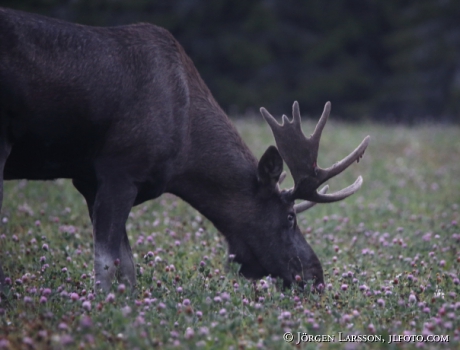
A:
91,177,137,292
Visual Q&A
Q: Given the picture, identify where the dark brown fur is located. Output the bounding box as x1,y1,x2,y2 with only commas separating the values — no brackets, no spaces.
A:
0,8,323,291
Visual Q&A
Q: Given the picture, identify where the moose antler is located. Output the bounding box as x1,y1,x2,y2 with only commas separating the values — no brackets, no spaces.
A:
261,101,370,212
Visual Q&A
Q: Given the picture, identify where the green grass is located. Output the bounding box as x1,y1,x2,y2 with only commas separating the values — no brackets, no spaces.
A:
1,118,459,349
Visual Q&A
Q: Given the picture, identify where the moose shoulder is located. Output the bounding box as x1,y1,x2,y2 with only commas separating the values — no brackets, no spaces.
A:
0,7,369,292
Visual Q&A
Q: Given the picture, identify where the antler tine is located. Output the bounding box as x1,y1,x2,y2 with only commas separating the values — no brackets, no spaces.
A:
294,185,329,213
292,101,302,128
278,171,287,185
310,101,330,144
260,107,281,129
261,107,296,129
308,176,363,203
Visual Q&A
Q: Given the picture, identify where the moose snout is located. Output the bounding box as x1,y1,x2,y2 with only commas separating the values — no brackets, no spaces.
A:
285,247,324,292
303,264,325,292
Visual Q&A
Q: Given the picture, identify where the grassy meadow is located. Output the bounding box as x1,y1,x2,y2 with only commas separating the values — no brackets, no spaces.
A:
0,116,459,349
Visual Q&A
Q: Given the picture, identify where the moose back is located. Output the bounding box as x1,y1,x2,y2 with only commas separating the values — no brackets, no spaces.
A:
0,8,369,291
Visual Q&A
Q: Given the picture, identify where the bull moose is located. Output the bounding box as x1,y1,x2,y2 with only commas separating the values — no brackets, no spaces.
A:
0,7,369,292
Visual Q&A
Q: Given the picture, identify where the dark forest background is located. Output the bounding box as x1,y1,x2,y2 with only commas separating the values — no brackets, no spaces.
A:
2,0,460,123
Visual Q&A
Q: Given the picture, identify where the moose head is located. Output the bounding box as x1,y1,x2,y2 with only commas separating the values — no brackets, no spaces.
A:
221,101,369,289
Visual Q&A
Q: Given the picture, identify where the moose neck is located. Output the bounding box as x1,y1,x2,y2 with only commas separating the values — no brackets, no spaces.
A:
164,43,260,233
168,104,259,233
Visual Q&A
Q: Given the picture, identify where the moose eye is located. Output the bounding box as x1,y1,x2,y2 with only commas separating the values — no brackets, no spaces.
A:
287,213,296,228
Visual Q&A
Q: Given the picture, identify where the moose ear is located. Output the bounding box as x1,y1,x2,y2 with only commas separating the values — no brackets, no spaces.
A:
258,146,283,187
